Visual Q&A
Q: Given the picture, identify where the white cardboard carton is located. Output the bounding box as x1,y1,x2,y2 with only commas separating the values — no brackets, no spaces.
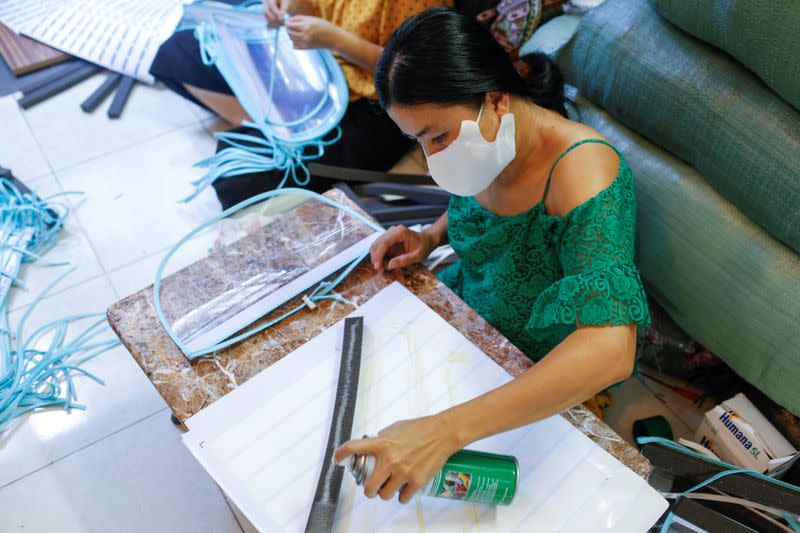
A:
694,393,798,474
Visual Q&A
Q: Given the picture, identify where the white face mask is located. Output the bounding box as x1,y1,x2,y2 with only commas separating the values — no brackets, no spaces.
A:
425,103,517,197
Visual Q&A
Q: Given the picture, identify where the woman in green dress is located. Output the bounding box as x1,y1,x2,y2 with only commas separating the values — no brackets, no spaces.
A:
335,7,651,504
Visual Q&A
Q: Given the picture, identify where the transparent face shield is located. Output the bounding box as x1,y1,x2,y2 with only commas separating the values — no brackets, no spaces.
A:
178,1,350,201
154,189,382,359
181,1,349,144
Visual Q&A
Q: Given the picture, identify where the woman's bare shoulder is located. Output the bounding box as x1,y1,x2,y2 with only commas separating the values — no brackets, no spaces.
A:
544,123,621,217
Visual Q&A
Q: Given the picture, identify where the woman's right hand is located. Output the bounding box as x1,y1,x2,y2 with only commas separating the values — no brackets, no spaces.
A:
370,226,438,273
264,0,316,26
263,0,284,26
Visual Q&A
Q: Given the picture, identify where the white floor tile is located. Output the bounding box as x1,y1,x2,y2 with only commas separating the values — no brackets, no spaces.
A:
0,276,166,487
22,74,200,171
0,96,51,180
203,115,232,135
108,224,219,300
56,124,221,272
0,410,241,533
185,98,218,122
107,252,162,302
6,174,105,312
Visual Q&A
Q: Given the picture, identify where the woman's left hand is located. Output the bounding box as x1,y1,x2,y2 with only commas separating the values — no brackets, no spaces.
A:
285,16,337,50
334,414,462,504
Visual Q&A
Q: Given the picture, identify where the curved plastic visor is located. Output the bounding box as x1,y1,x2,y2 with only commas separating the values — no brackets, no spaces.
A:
182,2,349,144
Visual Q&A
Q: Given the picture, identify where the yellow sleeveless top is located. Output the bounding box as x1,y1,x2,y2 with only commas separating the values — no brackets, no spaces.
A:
314,0,452,100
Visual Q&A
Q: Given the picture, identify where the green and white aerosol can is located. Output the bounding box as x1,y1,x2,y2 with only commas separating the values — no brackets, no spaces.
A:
346,443,519,506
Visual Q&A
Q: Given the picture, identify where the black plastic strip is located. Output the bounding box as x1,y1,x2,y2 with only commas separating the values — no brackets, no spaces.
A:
642,442,800,514
355,183,449,205
371,204,447,223
81,72,122,112
671,498,758,533
309,162,434,185
16,59,86,94
18,64,100,109
107,76,135,119
305,317,364,533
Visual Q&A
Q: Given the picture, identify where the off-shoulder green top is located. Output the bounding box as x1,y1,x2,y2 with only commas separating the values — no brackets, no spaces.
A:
438,139,651,361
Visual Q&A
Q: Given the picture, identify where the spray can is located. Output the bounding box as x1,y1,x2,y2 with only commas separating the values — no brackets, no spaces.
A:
346,442,518,506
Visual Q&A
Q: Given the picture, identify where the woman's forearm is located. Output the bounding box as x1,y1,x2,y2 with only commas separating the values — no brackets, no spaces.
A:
282,0,317,16
443,324,637,449
423,211,449,248
327,26,383,74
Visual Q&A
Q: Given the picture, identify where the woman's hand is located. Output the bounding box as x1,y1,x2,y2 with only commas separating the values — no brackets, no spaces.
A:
285,16,337,50
263,0,283,27
264,0,316,26
334,414,461,504
370,225,439,273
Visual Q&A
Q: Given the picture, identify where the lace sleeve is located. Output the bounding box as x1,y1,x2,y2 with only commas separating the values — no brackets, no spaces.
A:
528,173,651,331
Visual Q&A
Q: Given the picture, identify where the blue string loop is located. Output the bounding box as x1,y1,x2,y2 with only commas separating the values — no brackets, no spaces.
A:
195,23,220,67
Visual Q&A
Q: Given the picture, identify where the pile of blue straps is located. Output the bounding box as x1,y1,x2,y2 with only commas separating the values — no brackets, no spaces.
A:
0,179,119,434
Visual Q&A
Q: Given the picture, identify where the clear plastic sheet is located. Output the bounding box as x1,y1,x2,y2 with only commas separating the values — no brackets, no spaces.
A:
180,1,349,143
157,191,379,357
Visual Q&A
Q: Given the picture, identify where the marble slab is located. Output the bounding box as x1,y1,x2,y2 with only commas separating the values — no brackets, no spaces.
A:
107,189,652,479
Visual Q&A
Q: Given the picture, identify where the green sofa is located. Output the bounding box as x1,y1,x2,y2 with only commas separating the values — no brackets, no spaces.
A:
554,0,800,415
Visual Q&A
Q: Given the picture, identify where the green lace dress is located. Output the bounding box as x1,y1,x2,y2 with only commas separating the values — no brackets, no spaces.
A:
437,139,651,361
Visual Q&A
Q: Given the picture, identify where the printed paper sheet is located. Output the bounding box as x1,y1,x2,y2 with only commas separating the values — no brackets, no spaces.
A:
0,0,184,82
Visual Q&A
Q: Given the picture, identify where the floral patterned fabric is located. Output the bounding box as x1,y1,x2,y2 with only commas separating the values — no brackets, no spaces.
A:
474,0,568,57
481,0,542,52
437,139,650,361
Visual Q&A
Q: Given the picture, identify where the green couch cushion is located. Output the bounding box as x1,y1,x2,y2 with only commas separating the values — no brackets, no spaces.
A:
572,96,800,417
557,0,800,255
651,0,800,111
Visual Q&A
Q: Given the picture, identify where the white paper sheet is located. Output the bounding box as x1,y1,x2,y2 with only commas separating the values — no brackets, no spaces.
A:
0,0,184,83
182,282,667,532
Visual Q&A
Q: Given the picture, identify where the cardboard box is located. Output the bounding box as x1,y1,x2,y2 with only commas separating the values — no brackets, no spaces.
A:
694,393,798,474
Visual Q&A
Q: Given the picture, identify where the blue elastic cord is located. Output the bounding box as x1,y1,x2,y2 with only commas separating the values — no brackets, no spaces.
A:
154,187,384,359
785,511,800,532
196,21,222,67
186,19,344,202
0,179,120,435
182,123,342,203
637,436,800,532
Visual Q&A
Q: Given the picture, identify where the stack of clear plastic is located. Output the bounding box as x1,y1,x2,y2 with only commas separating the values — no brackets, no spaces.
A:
155,188,382,359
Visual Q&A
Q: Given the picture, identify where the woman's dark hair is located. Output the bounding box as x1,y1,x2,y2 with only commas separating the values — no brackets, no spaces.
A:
375,7,566,117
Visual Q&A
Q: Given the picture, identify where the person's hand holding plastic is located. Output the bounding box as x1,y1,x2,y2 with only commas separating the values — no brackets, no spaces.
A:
285,16,337,49
264,0,315,27
334,415,460,504
370,225,438,273
263,0,284,27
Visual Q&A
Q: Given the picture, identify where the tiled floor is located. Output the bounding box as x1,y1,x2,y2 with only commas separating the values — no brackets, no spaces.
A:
0,78,242,532
0,76,697,532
